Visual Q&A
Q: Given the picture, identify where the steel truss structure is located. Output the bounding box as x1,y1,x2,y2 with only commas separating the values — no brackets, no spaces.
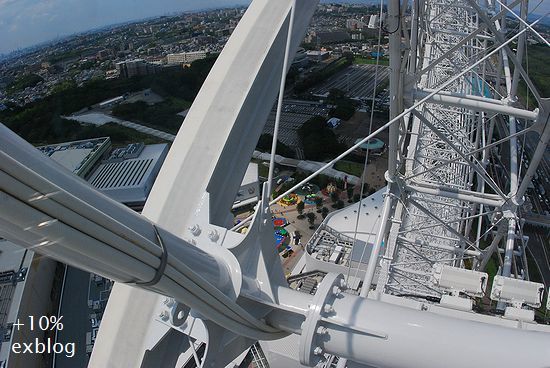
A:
1,0,550,367
373,0,550,304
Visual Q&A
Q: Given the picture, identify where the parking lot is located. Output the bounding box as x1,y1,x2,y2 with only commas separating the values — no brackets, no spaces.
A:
263,100,330,158
309,64,390,101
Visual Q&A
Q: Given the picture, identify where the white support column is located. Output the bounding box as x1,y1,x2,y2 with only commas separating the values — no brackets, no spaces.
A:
360,190,394,296
502,218,517,277
387,0,402,180
267,1,296,197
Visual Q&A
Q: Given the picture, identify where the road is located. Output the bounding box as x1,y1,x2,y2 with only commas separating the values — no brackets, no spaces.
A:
115,119,175,141
309,64,390,100
64,112,176,142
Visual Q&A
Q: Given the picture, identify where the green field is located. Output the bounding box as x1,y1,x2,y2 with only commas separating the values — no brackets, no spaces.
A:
334,160,364,177
353,56,389,66
516,44,550,109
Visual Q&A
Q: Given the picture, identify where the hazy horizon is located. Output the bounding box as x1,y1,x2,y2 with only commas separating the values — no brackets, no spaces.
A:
0,0,548,55
0,0,252,55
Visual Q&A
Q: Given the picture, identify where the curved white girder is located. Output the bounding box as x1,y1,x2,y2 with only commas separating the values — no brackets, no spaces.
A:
90,1,318,366
1,0,550,367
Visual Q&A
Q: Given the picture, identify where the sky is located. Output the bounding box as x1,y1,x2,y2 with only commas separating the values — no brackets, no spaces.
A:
0,0,548,55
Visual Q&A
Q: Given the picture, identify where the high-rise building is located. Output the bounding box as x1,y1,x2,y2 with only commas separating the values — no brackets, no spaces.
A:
166,51,207,65
116,59,160,78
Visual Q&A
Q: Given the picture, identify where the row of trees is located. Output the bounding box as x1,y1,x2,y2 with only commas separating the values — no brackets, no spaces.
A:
296,201,330,229
256,133,296,158
326,88,357,120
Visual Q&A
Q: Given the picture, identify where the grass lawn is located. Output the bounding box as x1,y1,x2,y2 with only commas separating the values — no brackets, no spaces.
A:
353,56,389,66
251,159,274,178
334,160,364,177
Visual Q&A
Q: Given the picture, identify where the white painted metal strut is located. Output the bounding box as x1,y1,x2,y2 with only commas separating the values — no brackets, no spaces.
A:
375,0,550,303
1,0,550,367
4,126,550,367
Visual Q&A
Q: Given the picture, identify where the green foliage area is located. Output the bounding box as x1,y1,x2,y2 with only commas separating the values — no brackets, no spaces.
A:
7,74,43,94
294,57,352,94
51,80,78,94
334,160,364,177
11,119,164,147
327,88,356,120
525,44,550,98
47,49,82,63
298,116,345,161
148,57,217,100
112,98,189,134
255,161,269,178
300,42,317,51
256,133,296,158
353,56,389,66
517,44,550,109
293,171,344,191
1,57,216,145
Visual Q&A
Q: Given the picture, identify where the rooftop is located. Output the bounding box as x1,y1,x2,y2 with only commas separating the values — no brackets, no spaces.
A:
37,137,111,177
87,143,169,206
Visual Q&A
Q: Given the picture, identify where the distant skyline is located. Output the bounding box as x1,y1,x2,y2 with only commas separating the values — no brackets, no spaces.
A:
0,0,251,55
0,0,548,55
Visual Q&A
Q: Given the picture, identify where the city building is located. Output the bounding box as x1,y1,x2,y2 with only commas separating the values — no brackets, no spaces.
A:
166,51,207,65
87,143,170,209
0,239,61,368
346,18,366,30
315,31,350,44
116,59,160,78
306,50,330,61
37,137,111,178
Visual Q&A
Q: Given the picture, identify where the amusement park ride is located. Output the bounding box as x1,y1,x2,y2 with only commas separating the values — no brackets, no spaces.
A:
1,0,550,367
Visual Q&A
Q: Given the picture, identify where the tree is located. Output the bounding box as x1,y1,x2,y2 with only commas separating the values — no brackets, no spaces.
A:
298,116,345,161
330,191,339,203
296,201,305,219
336,200,345,209
315,197,323,212
353,193,361,202
321,207,329,219
256,133,295,158
306,212,317,229
327,88,356,120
